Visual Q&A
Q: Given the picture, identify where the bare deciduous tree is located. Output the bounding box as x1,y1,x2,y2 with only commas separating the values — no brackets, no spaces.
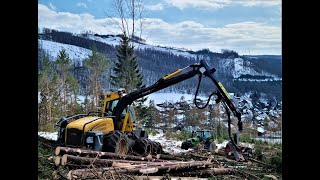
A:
106,0,145,46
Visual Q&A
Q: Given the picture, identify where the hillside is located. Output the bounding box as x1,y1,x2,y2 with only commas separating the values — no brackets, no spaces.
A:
38,28,282,100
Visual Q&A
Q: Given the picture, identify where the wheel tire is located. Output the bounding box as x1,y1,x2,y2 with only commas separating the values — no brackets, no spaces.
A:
102,130,128,156
133,138,153,156
151,141,163,154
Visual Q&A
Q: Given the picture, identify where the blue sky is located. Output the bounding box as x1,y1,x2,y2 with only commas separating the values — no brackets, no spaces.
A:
38,0,281,55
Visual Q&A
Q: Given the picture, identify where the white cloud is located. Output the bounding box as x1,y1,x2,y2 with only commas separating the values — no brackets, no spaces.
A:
143,19,281,54
164,0,281,10
145,3,164,11
48,2,56,11
164,0,230,10
77,3,88,8
38,4,281,55
236,0,281,7
38,4,122,35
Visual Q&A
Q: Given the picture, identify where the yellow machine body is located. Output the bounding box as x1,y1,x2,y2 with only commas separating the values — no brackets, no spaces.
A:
64,90,135,145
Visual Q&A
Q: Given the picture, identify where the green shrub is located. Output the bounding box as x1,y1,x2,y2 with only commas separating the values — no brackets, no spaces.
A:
239,133,252,143
175,131,192,140
254,145,266,161
165,130,192,140
144,128,157,136
269,151,282,173
217,137,225,144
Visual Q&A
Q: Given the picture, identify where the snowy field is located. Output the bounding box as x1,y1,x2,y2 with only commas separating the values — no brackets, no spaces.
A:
77,92,206,106
144,92,206,105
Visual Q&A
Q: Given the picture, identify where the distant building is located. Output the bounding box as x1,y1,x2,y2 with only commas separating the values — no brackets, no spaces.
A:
257,126,265,136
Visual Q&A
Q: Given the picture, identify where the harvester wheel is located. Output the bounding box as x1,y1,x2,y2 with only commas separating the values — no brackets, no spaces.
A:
133,138,153,156
151,141,163,154
102,131,128,156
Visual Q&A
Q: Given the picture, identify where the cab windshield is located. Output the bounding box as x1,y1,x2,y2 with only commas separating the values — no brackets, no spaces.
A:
105,99,133,117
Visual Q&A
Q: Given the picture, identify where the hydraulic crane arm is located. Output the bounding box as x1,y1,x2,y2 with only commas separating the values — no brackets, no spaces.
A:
112,60,242,133
200,60,243,131
112,64,203,125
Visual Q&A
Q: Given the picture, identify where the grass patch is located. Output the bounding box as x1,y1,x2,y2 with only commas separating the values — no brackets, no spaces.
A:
165,130,192,141
144,128,157,136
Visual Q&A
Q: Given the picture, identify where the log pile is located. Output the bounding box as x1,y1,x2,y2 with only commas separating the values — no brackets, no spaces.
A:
54,146,237,179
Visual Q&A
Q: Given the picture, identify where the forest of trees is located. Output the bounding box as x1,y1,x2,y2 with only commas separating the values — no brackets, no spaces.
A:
38,31,148,131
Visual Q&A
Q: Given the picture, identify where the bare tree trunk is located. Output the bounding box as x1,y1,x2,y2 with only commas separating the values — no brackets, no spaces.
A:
63,76,67,114
131,0,134,43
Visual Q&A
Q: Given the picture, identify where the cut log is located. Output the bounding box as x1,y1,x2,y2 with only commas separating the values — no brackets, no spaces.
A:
111,162,145,169
153,154,185,161
61,154,153,166
61,154,189,167
55,156,61,166
67,161,213,178
56,146,164,162
139,167,158,174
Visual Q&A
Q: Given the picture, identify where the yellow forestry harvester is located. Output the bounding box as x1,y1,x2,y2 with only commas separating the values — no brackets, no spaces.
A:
56,60,243,156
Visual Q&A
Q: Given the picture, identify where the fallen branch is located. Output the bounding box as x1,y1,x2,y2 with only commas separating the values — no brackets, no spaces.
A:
170,167,235,177
248,157,275,169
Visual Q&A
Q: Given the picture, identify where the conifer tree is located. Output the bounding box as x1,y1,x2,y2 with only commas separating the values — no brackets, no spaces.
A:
111,35,146,117
111,35,144,93
84,46,109,110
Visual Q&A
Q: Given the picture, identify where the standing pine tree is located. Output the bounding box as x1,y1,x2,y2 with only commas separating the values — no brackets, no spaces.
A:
111,35,147,117
84,46,109,111
111,35,144,93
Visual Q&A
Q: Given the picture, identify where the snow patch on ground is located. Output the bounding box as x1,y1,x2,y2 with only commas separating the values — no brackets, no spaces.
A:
38,132,58,141
215,140,229,150
148,131,192,154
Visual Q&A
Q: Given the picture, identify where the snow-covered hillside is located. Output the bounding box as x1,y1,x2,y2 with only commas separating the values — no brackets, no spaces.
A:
39,39,92,64
86,35,197,59
220,57,281,81
39,32,281,84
